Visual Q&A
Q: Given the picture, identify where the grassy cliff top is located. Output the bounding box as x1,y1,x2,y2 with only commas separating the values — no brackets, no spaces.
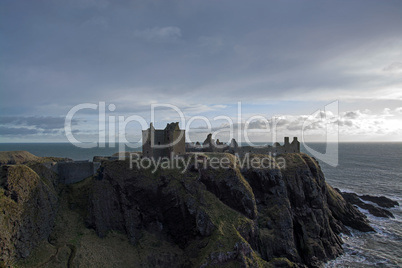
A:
0,151,39,165
0,151,71,166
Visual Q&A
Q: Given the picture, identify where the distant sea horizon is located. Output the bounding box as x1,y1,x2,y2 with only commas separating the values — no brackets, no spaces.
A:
1,141,401,161
1,141,401,143
1,141,401,165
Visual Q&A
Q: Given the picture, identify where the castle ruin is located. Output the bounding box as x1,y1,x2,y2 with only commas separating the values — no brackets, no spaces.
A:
142,122,186,158
141,122,300,158
186,135,300,156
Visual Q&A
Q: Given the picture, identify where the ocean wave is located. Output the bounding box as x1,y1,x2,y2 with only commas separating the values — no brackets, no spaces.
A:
326,197,401,268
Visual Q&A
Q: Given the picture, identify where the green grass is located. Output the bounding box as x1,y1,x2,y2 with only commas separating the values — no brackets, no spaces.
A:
0,151,39,165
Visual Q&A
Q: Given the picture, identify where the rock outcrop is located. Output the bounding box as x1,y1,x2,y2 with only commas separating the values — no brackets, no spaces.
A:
0,165,58,266
337,190,398,218
86,153,374,267
359,194,399,208
1,152,376,267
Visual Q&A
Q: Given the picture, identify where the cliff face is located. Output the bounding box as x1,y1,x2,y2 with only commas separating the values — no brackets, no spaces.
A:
0,165,58,265
86,153,373,267
0,152,374,267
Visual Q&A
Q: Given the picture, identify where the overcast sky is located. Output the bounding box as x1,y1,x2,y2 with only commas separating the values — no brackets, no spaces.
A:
1,0,401,143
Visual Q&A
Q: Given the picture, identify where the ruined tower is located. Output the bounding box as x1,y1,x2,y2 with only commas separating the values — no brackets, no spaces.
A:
142,122,185,158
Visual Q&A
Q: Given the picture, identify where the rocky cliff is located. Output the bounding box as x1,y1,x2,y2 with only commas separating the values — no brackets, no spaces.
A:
0,152,375,267
86,153,373,267
0,165,58,265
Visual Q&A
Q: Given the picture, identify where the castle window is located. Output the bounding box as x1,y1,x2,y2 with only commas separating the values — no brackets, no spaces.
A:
158,142,160,145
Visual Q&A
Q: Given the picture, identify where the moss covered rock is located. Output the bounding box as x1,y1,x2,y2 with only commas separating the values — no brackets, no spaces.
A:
2,152,375,268
84,153,373,267
0,151,39,166
0,165,58,266
0,151,70,167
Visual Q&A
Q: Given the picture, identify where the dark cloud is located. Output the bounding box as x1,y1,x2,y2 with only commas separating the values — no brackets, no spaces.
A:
248,120,270,129
343,111,361,119
1,0,402,116
383,62,402,72
133,26,182,42
335,119,354,127
0,126,39,135
1,0,401,141
0,116,78,130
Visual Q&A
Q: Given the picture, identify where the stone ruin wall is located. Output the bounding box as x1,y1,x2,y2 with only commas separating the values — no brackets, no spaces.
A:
43,161,101,184
187,135,300,155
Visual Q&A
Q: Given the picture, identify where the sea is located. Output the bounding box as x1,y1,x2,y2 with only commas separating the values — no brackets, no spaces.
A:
0,142,401,267
314,143,402,268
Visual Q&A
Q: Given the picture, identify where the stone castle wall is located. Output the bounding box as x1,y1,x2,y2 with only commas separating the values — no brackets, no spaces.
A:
142,122,185,158
187,136,300,155
47,161,101,184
